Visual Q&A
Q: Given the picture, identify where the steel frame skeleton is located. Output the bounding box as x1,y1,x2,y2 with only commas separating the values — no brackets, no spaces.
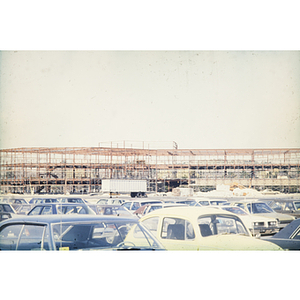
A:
1,146,299,194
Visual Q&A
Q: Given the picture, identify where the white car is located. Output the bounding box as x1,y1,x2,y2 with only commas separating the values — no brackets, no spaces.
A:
133,203,187,218
191,198,229,206
217,206,279,236
122,199,163,212
228,200,295,229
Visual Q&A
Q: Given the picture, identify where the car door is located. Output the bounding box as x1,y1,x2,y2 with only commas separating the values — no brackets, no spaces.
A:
0,223,51,250
141,216,198,250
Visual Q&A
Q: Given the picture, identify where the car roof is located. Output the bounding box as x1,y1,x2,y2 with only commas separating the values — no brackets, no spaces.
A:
0,214,138,226
142,206,237,219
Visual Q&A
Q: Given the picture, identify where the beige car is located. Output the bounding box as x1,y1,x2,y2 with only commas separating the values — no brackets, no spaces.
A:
217,206,279,236
228,200,295,229
139,207,283,250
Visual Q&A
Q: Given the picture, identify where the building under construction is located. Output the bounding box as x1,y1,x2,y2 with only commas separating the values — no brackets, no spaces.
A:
1,143,300,195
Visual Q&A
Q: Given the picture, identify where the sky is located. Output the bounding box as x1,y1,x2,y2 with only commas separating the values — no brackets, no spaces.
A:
1,50,299,150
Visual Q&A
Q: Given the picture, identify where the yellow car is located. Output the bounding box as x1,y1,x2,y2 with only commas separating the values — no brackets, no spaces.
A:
139,207,283,250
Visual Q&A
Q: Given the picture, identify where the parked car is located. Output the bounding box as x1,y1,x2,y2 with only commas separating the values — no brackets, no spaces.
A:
29,197,59,204
27,203,96,216
0,197,30,215
57,197,87,204
0,214,165,251
139,207,283,250
0,203,17,214
154,196,191,204
261,218,300,250
217,206,279,236
266,199,300,219
228,200,295,229
0,197,29,207
87,204,133,217
189,198,229,206
96,198,127,205
134,203,188,218
122,199,163,212
172,199,201,206
0,203,18,222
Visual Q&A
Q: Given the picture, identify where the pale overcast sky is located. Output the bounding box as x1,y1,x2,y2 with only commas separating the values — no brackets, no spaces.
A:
1,50,299,150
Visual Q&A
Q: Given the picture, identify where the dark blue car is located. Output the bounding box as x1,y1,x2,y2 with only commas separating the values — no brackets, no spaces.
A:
261,218,300,250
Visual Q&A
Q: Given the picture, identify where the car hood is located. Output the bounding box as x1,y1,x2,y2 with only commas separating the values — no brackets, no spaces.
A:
252,212,294,221
198,234,283,251
248,215,277,222
266,213,294,221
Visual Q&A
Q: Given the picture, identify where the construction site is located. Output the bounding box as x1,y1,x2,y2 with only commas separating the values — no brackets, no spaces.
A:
0,142,300,195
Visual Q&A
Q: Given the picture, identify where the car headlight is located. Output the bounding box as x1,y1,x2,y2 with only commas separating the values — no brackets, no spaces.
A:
253,222,264,227
269,221,277,226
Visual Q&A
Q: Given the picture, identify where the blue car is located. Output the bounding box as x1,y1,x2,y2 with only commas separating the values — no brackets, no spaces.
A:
261,218,300,250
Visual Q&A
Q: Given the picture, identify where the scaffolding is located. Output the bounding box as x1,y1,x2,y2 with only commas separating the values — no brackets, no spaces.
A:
1,144,300,194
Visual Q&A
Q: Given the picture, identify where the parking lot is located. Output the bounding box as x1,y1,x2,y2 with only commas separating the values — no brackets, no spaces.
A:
1,192,300,251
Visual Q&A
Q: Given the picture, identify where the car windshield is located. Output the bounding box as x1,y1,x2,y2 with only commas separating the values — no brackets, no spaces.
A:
294,202,300,210
249,203,274,214
51,220,163,250
221,207,247,215
198,214,249,236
